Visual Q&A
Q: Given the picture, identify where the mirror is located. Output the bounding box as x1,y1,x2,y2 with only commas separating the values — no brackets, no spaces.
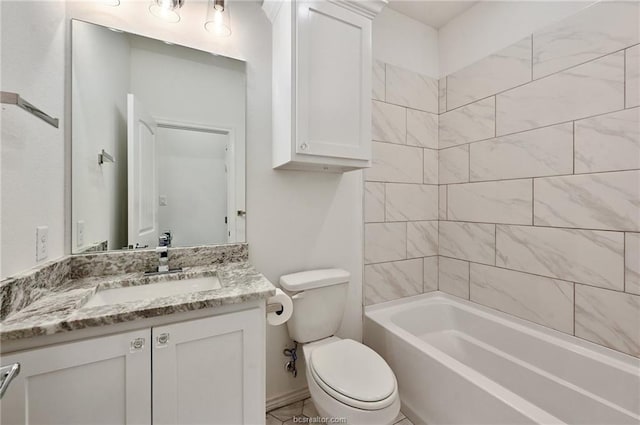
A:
71,20,246,254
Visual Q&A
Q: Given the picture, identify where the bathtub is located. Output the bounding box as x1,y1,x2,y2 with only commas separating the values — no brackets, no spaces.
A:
364,292,640,425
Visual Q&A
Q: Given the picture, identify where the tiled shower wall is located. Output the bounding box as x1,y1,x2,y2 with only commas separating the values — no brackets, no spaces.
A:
364,62,440,305
365,1,640,358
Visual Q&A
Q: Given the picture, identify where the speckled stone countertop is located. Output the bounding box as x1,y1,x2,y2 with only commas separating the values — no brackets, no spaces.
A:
0,244,276,341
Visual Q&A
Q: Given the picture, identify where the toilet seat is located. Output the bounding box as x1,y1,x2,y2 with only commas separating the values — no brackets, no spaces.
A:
309,339,397,411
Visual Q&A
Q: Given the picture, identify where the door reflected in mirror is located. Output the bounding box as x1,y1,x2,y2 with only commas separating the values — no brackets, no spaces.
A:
71,20,246,253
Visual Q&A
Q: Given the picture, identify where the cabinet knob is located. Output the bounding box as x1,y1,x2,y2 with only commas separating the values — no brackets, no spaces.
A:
300,143,309,150
156,333,170,347
130,337,145,352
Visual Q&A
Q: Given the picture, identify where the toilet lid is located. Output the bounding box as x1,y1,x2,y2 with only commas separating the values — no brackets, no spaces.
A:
310,339,396,408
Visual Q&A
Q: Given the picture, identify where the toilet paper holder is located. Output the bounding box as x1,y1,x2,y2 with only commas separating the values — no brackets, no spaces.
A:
266,302,284,314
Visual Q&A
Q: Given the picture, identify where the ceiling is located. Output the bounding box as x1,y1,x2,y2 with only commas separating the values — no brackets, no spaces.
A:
386,1,479,29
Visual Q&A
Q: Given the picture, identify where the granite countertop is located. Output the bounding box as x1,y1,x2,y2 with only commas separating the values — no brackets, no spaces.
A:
0,261,276,341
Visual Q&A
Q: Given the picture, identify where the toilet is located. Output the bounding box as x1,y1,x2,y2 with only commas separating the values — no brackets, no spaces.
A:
280,269,401,425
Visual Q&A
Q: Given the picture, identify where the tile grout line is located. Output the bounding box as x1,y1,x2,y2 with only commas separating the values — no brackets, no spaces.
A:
624,47,627,108
368,168,640,187
571,282,576,335
444,43,637,114
438,218,633,235
438,254,633,297
531,179,535,226
530,34,534,82
572,121,576,175
438,105,636,151
623,232,626,293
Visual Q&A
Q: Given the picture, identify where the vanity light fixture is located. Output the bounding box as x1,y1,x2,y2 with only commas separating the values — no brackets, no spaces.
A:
204,0,232,37
149,0,184,23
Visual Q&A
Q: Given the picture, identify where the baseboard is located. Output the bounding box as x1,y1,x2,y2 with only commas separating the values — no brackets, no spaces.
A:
266,387,310,412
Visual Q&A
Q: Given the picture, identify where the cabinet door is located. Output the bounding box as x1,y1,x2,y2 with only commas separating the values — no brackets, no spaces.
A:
0,329,151,425
296,1,372,161
152,308,264,425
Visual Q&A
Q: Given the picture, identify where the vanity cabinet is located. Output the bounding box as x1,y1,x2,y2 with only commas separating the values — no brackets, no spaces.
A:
264,0,386,172
0,308,264,425
152,308,264,425
0,329,152,425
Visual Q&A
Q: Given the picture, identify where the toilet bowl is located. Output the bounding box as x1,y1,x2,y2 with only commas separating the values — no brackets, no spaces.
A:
279,269,401,425
302,337,400,425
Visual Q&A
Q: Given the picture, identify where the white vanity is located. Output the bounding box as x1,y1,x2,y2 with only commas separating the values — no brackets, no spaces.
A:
0,251,273,425
2,305,264,424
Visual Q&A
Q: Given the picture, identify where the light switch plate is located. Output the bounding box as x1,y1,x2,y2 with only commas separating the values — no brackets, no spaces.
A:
77,220,85,247
36,226,48,261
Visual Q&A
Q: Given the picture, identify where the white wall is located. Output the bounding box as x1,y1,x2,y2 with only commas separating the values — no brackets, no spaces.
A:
1,1,66,278
373,7,439,78
157,128,228,246
72,21,129,252
438,0,595,77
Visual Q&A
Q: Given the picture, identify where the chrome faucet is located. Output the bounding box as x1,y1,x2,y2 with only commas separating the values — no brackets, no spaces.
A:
156,246,170,273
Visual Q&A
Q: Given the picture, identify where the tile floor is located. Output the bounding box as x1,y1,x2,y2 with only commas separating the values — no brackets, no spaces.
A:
266,398,413,425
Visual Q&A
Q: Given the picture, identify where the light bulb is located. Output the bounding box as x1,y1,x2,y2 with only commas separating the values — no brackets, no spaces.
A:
149,0,182,23
205,0,232,37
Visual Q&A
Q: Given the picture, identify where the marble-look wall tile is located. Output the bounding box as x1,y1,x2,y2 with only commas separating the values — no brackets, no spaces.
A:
575,108,640,174
424,257,438,292
423,149,438,184
447,37,532,110
534,170,640,232
365,142,423,183
438,257,470,299
407,109,438,149
447,179,533,225
626,233,640,295
386,64,438,113
497,52,625,136
532,2,640,79
470,123,573,181
364,259,423,305
372,100,406,144
575,284,640,357
407,221,438,258
364,223,406,264
385,184,438,222
470,264,574,333
438,77,447,113
439,186,447,220
364,182,385,223
439,221,496,265
496,225,624,290
439,145,469,184
373,60,385,101
627,45,640,108
439,97,495,148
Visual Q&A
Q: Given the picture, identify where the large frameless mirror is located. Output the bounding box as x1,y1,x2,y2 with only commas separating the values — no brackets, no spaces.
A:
71,20,246,253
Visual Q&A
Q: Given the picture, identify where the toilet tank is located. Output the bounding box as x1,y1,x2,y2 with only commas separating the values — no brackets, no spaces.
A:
279,269,350,343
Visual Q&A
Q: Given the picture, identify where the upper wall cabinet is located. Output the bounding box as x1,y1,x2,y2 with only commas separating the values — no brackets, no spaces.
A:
264,0,387,172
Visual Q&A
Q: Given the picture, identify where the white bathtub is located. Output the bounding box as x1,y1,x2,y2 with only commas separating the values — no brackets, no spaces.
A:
364,292,640,425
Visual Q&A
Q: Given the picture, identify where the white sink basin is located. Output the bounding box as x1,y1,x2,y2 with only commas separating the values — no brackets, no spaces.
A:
82,275,222,308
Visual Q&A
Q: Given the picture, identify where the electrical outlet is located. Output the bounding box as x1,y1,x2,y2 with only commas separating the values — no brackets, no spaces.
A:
36,226,48,262
159,195,168,207
77,221,85,247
